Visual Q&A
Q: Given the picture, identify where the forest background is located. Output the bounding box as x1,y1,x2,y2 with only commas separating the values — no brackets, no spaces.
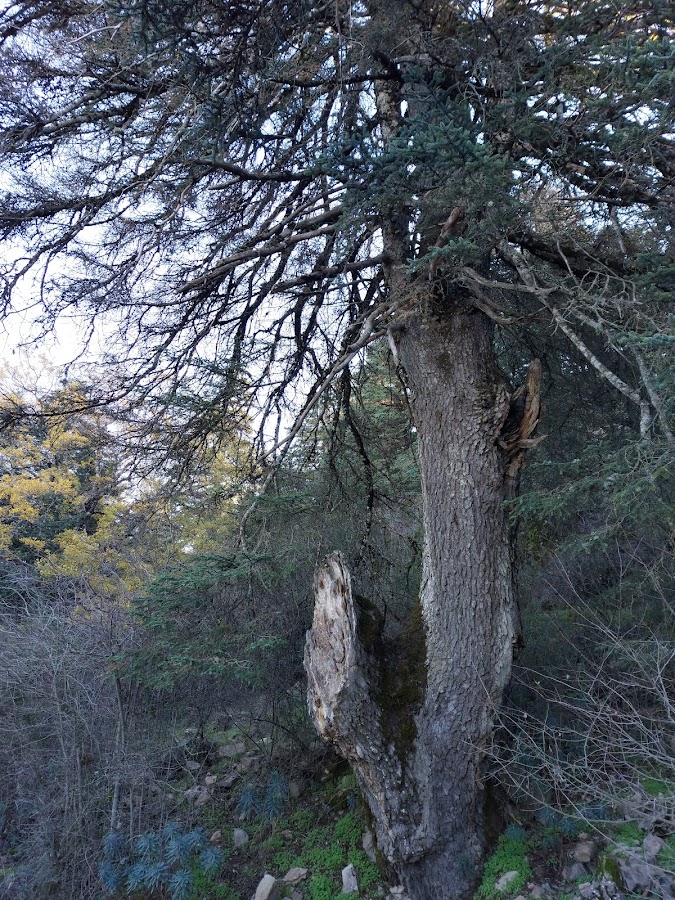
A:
0,0,673,898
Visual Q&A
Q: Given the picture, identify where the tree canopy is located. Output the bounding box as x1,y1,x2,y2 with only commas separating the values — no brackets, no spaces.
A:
1,0,672,456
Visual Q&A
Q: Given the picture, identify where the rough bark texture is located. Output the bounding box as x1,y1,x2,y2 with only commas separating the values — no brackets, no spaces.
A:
305,295,522,899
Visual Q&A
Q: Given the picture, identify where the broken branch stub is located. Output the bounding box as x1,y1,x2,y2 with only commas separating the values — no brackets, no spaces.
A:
304,552,380,749
305,553,415,866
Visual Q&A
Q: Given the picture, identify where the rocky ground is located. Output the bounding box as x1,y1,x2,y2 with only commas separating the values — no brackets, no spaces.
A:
171,729,674,900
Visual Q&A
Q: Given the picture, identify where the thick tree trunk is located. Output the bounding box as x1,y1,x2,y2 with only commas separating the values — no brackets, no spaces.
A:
306,297,523,899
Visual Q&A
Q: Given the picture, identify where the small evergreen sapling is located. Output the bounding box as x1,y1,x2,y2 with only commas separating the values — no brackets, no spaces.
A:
98,822,223,899
261,773,289,824
236,783,260,821
237,773,289,824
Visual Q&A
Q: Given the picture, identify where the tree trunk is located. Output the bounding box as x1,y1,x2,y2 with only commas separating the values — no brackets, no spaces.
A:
305,296,523,899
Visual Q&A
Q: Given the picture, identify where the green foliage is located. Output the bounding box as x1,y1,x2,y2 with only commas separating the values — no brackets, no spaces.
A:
189,866,241,900
640,777,672,798
535,809,580,839
2,0,674,896
305,873,334,900
528,827,566,853
476,832,532,900
271,809,380,898
333,812,361,847
504,825,527,843
611,822,642,846
303,828,330,850
271,850,302,874
289,809,314,831
346,851,379,890
261,773,289,825
260,831,285,852
127,552,288,690
306,844,346,874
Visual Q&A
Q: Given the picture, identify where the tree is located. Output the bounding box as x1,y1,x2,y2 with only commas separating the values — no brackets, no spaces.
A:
0,1,673,895
0,378,122,564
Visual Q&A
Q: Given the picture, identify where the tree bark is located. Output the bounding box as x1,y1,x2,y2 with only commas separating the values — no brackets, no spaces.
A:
305,295,522,899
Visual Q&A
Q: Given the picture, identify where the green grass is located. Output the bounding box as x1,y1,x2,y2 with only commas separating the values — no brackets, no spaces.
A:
289,808,315,831
305,873,334,900
189,868,241,900
611,822,642,846
641,777,672,798
267,810,381,898
307,844,346,874
334,811,362,846
476,832,532,900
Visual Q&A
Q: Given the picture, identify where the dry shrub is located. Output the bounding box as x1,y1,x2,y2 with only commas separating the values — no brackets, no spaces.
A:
0,586,171,899
494,558,674,834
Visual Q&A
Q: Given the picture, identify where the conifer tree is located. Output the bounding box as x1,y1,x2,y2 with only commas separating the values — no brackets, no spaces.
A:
0,1,672,894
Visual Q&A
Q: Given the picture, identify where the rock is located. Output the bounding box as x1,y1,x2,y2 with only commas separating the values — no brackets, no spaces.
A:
233,828,249,848
219,771,240,788
390,888,405,895
237,753,259,771
496,871,520,892
656,872,675,900
576,877,624,900
342,863,359,893
254,873,280,900
363,829,377,863
288,781,302,799
194,788,212,806
562,861,588,883
642,833,664,859
281,829,293,840
205,774,218,786
600,877,622,899
529,887,544,899
219,740,246,758
283,867,309,885
618,858,651,893
184,759,201,771
574,841,598,864
184,785,202,800
210,830,222,843
291,893,303,900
